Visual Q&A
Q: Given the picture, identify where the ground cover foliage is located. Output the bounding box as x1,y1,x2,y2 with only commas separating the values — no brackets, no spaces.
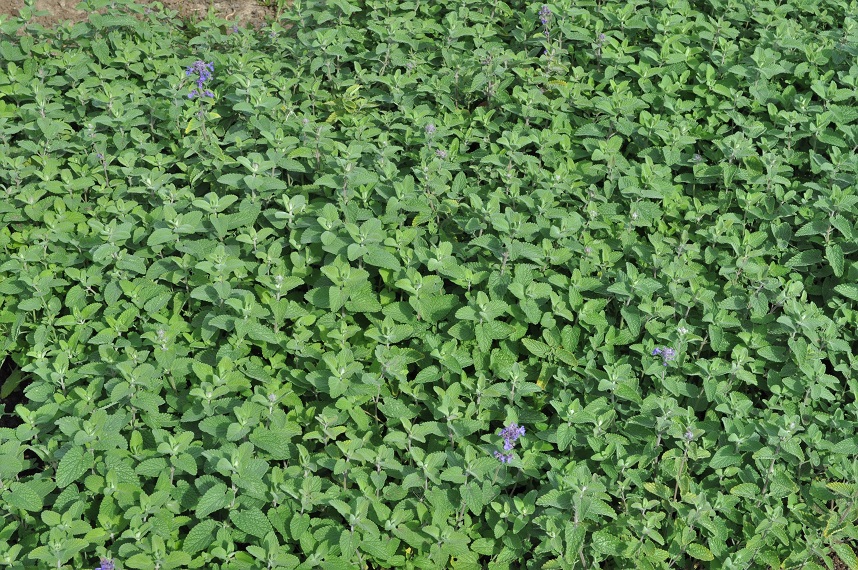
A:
1,0,858,567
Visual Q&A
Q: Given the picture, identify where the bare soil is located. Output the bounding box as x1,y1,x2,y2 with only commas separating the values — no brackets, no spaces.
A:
0,0,281,33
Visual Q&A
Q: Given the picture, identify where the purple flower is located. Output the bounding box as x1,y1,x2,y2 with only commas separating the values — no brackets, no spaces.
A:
599,33,606,42
186,60,214,99
539,5,551,26
96,558,115,570
692,153,703,162
425,123,436,135
652,346,677,366
232,23,239,33
494,451,513,463
494,422,525,463
435,149,447,159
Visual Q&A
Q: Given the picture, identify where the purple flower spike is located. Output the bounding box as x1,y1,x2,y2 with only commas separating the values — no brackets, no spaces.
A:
494,451,513,464
97,558,115,570
652,346,677,366
495,422,525,463
186,60,215,99
539,5,551,25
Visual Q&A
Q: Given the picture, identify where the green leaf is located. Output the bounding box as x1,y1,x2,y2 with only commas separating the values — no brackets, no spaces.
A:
835,284,858,302
730,482,760,498
522,338,551,358
709,446,742,469
195,482,229,518
785,249,822,268
6,481,43,512
183,519,217,555
556,424,575,451
591,529,622,555
147,227,174,246
826,244,845,277
686,543,714,561
832,543,858,569
124,553,154,569
249,426,301,459
55,446,89,488
461,482,485,515
364,246,401,270
230,508,273,538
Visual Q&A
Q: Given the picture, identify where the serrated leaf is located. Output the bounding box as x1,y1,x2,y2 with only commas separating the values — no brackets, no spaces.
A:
522,338,551,358
147,227,174,246
832,543,858,569
364,246,401,270
686,543,714,561
249,426,301,459
461,482,484,515
591,529,622,555
785,249,822,268
831,438,858,455
709,446,742,469
730,482,760,498
6,481,43,512
826,244,845,277
290,512,310,540
230,508,273,538
195,482,228,518
556,424,575,451
55,446,89,488
183,519,217,555
835,284,858,302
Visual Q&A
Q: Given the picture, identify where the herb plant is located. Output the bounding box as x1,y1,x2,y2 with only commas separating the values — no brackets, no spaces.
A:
1,0,857,568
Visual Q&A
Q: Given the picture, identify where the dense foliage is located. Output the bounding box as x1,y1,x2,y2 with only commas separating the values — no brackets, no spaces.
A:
1,0,858,568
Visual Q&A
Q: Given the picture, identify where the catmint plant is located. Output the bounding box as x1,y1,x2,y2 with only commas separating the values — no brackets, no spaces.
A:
185,60,214,99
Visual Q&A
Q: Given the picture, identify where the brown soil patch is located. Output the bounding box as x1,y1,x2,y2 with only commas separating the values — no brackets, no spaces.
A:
0,0,283,33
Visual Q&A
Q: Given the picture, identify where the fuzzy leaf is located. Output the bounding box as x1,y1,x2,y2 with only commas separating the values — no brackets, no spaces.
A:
230,508,274,538
55,447,89,488
183,520,217,555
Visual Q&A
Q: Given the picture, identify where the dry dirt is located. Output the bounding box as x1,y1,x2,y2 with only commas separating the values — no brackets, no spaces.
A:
0,0,282,33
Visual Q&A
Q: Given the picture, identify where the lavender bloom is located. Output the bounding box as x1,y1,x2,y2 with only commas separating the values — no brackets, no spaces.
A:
232,23,239,33
494,422,525,463
96,558,115,570
539,5,551,25
652,346,677,366
494,451,513,464
425,123,436,136
599,33,606,42
186,60,215,99
499,423,525,447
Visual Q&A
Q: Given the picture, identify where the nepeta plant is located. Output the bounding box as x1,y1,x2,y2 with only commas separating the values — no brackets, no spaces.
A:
2,0,858,568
